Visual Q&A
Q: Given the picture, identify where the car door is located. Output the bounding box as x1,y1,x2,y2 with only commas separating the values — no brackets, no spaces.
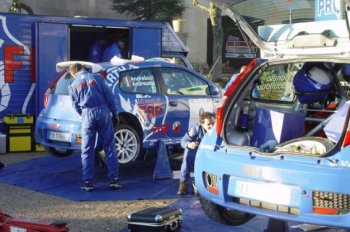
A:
117,67,168,145
35,22,68,116
156,66,217,144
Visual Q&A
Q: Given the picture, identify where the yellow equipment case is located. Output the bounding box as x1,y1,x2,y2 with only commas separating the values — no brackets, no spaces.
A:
4,114,34,152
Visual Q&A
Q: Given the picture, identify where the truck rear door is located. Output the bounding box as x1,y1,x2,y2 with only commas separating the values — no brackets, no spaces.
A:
35,22,68,116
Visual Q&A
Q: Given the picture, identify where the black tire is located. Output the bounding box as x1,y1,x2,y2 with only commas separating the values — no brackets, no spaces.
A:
114,124,141,165
45,146,74,157
199,195,255,226
276,137,334,156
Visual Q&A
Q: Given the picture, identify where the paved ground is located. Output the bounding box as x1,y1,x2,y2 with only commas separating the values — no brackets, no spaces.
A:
0,152,175,231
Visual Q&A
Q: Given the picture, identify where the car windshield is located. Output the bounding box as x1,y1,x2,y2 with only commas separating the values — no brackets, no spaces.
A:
229,0,349,42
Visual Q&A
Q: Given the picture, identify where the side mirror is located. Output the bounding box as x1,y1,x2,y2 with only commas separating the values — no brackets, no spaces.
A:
206,85,221,96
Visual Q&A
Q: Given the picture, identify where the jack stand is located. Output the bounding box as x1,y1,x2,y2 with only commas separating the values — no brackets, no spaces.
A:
153,140,173,180
264,218,289,232
0,209,69,232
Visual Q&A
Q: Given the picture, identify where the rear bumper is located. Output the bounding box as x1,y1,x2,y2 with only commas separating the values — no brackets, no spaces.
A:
34,116,81,150
194,146,350,228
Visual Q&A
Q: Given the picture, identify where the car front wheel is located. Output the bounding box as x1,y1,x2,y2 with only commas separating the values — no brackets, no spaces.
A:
199,195,254,226
115,124,141,165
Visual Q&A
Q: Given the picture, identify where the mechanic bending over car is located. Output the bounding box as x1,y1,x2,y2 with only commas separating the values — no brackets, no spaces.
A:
177,112,215,195
68,63,121,191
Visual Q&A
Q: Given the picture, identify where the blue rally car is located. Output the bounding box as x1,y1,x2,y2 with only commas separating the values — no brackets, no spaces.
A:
35,58,222,165
194,0,350,229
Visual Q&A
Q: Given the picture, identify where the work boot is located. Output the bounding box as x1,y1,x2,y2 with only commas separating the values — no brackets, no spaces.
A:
109,178,122,190
81,181,94,191
177,181,188,195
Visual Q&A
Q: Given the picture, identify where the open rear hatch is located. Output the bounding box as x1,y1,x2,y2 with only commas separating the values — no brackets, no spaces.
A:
211,0,350,59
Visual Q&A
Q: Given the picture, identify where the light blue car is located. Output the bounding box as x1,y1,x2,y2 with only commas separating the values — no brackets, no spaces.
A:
194,0,350,228
35,58,222,165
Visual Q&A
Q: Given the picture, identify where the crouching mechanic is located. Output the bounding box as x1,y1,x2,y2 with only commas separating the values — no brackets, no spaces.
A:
68,63,121,191
177,112,215,195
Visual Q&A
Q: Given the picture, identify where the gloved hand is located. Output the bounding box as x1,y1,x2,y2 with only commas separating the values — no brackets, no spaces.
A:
112,114,119,128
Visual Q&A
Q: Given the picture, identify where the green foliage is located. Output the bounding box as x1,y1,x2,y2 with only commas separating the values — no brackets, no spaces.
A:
111,0,186,22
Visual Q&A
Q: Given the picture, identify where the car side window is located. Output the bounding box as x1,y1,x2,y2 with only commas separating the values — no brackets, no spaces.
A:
119,69,157,94
252,64,298,102
159,67,209,96
52,72,74,95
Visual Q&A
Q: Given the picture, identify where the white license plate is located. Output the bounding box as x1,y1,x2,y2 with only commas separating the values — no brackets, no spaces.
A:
236,180,299,206
48,131,71,142
10,226,26,232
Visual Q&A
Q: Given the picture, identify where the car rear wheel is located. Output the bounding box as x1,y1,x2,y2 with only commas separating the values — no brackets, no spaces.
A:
115,124,141,165
45,146,74,157
199,195,254,226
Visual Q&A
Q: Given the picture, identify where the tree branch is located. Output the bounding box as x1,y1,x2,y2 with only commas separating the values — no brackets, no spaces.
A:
192,0,210,13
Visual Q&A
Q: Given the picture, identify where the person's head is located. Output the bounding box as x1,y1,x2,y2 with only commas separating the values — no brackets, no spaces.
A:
118,40,126,50
199,112,215,132
69,63,83,78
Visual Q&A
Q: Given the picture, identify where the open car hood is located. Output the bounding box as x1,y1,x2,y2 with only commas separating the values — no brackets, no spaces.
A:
212,0,350,59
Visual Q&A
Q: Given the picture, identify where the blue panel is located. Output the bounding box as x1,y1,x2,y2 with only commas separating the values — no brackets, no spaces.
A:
250,107,305,147
0,14,36,133
35,23,68,116
132,28,161,59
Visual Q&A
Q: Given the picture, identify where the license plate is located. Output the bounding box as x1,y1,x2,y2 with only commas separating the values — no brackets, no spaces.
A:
235,180,299,206
48,131,71,142
10,226,26,232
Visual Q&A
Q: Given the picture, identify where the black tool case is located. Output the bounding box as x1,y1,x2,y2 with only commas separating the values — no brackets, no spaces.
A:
127,207,183,232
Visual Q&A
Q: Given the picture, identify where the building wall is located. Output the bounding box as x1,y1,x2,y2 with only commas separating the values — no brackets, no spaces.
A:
182,0,209,67
0,0,129,19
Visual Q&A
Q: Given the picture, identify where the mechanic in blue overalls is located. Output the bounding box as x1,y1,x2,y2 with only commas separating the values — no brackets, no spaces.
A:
101,32,123,62
177,112,215,195
68,63,121,191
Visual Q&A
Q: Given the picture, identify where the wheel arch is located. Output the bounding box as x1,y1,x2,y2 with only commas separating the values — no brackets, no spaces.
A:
118,112,143,142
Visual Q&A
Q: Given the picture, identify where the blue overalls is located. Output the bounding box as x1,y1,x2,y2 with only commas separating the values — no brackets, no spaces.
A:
101,42,121,62
89,40,105,63
68,70,119,182
180,123,205,183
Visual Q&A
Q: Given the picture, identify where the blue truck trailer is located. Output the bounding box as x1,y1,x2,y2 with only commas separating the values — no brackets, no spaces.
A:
0,12,189,135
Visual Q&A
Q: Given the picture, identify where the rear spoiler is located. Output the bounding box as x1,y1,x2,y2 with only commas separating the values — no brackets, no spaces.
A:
56,55,145,72
56,61,102,73
110,55,145,65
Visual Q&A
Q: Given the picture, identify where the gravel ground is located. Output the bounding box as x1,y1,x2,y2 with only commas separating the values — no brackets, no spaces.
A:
0,152,176,231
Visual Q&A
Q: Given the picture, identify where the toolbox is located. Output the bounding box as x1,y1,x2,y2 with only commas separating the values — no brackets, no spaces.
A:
127,207,182,232
3,114,34,152
0,133,5,154
34,142,46,152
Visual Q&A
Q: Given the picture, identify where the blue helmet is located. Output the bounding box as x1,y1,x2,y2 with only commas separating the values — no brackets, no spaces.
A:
293,63,334,104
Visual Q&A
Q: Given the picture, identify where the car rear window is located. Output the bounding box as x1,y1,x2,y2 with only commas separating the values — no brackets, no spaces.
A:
252,63,298,102
52,72,74,95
